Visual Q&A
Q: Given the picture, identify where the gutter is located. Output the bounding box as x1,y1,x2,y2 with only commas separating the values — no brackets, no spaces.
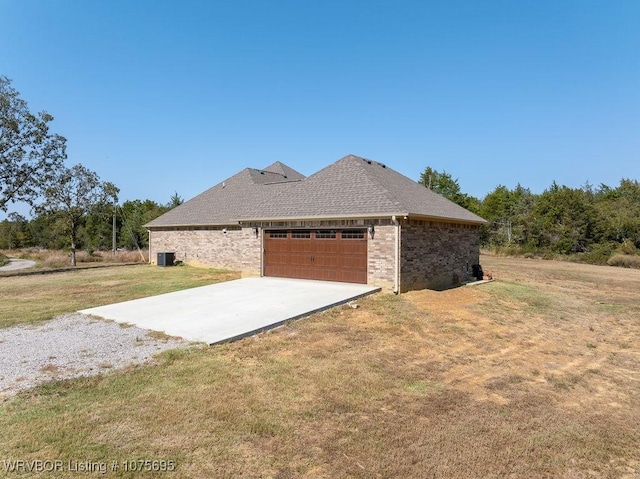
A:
234,213,410,223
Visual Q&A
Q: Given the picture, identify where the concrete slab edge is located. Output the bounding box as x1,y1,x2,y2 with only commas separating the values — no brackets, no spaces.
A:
209,286,382,345
463,279,496,287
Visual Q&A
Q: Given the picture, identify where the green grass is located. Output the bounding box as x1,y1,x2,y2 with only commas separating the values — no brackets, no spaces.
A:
0,265,239,328
483,280,555,314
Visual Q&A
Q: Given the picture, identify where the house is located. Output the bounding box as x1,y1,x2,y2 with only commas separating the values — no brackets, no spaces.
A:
146,154,486,292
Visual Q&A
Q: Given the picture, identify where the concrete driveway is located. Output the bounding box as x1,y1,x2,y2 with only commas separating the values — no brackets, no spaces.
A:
80,277,380,344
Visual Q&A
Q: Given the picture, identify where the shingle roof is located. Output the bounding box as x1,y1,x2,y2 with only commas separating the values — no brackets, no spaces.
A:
146,155,486,227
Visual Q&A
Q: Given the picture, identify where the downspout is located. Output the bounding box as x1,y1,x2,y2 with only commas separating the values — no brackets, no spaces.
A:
260,226,264,277
147,229,152,264
392,215,400,294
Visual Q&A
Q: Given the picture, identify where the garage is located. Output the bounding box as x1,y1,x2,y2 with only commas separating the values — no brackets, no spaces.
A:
264,229,367,284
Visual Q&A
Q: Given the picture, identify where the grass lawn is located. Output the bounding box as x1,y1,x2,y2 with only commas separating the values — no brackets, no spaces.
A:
0,265,239,328
0,256,639,477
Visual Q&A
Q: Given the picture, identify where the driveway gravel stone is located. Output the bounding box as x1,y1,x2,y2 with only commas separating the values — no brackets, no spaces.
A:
0,313,189,398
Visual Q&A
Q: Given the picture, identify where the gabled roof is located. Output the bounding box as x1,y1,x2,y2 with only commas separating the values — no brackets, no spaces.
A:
146,155,486,228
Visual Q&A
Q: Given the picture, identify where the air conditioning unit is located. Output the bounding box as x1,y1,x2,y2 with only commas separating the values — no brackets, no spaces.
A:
157,252,175,267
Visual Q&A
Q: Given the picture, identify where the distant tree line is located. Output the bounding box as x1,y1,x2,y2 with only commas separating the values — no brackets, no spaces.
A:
0,194,181,252
420,167,640,265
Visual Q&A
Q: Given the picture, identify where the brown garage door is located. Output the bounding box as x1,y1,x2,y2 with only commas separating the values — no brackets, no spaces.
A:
264,229,367,284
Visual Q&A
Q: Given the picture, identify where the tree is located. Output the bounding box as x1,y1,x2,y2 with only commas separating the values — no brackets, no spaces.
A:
167,191,184,208
0,213,32,249
419,167,462,199
531,182,597,254
594,179,640,248
117,199,167,249
0,76,67,211
418,166,478,210
36,164,119,265
480,184,535,247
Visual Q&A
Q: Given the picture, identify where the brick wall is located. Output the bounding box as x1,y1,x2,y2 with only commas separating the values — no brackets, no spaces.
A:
367,224,396,290
149,219,481,292
149,227,261,274
400,221,481,291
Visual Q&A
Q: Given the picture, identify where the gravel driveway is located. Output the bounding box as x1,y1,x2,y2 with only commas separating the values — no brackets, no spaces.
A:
0,314,189,398
0,259,36,272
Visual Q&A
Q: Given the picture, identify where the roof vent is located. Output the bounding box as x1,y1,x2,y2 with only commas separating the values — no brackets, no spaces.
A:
367,160,372,165
381,164,386,168
260,171,265,175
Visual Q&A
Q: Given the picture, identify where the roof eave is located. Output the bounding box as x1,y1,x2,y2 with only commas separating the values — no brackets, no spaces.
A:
145,221,238,229
145,213,487,228
235,213,409,223
404,213,488,225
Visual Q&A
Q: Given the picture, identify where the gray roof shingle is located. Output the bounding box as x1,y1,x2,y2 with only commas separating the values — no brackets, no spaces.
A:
146,155,486,227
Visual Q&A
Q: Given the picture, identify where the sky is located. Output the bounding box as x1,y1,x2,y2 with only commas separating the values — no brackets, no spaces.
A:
1,0,639,218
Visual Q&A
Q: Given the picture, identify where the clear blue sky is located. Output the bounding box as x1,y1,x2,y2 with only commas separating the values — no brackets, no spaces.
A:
2,0,639,217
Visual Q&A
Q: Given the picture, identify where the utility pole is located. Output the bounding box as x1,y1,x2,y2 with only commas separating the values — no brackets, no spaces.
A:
112,198,117,256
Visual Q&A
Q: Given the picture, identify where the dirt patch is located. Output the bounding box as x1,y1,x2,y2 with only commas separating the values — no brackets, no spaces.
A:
395,256,640,412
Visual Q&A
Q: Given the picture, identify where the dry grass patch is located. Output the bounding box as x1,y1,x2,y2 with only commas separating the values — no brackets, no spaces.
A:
0,265,238,328
0,248,148,270
0,255,638,477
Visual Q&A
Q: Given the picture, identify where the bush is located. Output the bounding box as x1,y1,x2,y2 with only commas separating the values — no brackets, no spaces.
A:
569,243,615,265
607,254,640,269
617,239,638,256
0,252,9,267
75,251,104,263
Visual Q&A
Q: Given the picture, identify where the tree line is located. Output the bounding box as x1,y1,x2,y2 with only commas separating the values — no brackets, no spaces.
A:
420,167,640,265
0,194,181,253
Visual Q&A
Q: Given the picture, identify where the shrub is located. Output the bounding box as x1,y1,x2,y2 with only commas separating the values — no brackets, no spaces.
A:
75,251,104,263
617,239,638,256
0,252,9,267
607,254,640,269
569,243,615,265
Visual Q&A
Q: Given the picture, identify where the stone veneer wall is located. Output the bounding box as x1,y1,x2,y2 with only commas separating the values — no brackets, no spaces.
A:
149,227,261,274
400,220,481,291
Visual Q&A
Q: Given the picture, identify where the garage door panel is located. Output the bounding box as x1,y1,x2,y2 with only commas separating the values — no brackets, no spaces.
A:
289,253,312,267
264,229,368,284
291,240,314,254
